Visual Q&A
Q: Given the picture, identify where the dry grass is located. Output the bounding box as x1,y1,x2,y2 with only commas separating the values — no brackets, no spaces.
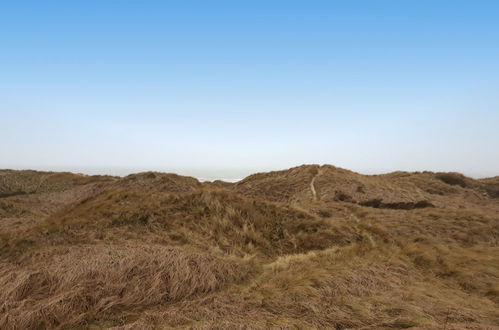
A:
0,244,250,329
0,169,115,196
2,188,353,260
233,164,320,203
1,165,498,329
110,242,499,329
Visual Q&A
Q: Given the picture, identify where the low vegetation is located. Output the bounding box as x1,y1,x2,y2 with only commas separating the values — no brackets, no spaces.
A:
0,165,498,329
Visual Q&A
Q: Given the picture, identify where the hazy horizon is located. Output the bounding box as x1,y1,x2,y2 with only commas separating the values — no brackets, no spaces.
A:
1,163,497,181
2,1,499,178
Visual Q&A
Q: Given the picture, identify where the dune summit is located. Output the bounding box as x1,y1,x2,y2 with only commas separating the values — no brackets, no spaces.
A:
0,165,498,329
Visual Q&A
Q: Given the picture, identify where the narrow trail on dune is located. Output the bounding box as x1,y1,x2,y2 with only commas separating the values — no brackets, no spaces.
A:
310,167,321,201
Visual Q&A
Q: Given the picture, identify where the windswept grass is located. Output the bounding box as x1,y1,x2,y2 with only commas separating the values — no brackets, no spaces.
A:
1,165,498,329
3,188,354,260
115,241,499,329
0,244,251,329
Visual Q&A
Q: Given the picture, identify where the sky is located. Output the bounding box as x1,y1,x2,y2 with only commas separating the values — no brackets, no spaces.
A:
1,1,499,179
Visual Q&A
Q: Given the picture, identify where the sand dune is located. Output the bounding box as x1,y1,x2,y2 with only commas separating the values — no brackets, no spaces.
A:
1,165,498,329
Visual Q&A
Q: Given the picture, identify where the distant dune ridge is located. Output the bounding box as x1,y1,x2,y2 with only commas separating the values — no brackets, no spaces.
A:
0,165,498,329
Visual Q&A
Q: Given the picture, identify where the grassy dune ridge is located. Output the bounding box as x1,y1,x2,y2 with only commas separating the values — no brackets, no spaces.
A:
0,165,498,329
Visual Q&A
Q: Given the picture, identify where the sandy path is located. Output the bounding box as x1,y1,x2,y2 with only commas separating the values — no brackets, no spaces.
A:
310,168,321,201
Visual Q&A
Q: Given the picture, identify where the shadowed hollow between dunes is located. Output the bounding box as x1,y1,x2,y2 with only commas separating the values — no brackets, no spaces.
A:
0,165,498,329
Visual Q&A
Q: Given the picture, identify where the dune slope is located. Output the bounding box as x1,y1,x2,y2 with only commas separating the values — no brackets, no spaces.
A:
0,165,498,329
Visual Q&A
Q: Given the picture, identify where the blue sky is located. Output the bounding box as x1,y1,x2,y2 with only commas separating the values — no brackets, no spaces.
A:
1,1,498,178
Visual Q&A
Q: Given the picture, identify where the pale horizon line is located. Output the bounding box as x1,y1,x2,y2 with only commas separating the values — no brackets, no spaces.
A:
1,164,497,180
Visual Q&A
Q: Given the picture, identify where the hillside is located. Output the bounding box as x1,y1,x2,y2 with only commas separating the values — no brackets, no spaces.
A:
1,165,498,329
